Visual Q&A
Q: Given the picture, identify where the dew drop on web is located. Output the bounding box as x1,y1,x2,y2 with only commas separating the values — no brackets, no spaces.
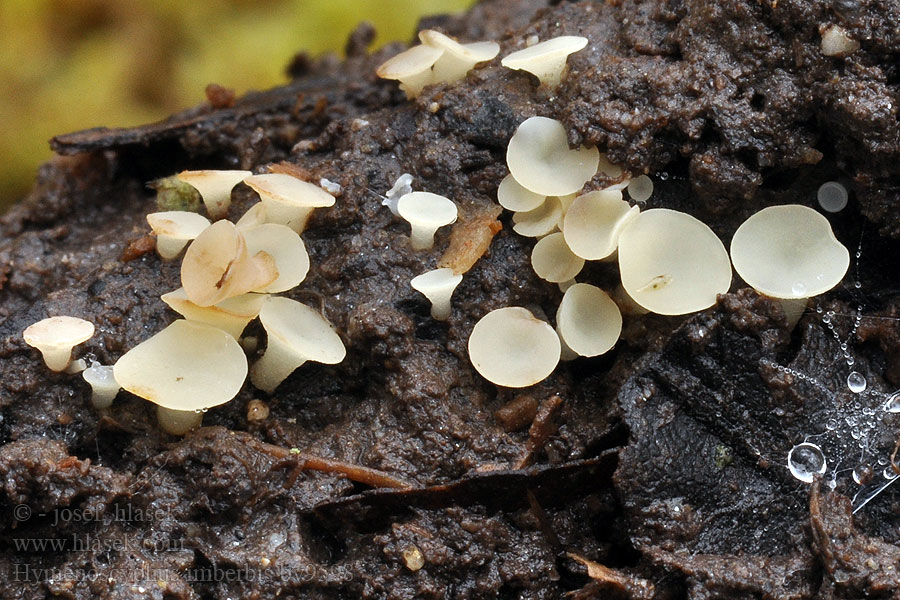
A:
788,442,826,484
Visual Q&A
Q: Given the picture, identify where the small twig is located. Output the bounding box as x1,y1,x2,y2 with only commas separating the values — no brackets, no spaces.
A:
515,395,564,469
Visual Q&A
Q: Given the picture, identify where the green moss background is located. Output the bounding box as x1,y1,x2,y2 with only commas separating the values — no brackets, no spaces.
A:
0,0,474,211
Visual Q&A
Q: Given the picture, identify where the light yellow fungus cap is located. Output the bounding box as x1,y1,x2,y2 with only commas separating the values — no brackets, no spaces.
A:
468,307,560,388
176,170,251,220
418,30,500,82
156,406,203,436
627,175,654,203
501,36,588,87
562,190,639,260
241,223,310,293
23,316,95,372
397,191,458,251
236,202,268,229
244,173,336,233
531,232,584,283
376,44,444,99
113,319,248,411
507,117,599,197
497,174,546,212
512,196,563,237
160,288,266,339
181,220,277,307
730,204,849,299
82,362,120,409
618,208,732,315
556,283,622,358
250,296,346,394
411,268,464,321
146,211,212,260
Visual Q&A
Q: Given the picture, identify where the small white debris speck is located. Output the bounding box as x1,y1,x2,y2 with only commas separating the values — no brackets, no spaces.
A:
319,178,342,195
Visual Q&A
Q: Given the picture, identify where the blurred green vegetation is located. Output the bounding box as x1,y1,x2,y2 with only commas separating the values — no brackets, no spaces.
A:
0,0,474,210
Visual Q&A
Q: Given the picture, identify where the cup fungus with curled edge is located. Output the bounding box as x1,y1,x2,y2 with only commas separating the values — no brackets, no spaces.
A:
531,232,584,283
82,362,120,409
376,44,444,99
113,319,248,412
397,192,458,251
243,173,336,233
468,307,561,388
501,36,588,88
181,220,277,307
497,174,545,212
418,30,500,82
161,288,266,339
730,204,850,300
156,406,203,436
557,283,622,358
411,268,463,321
562,190,639,260
618,209,732,315
146,211,212,260
241,223,310,293
506,117,599,197
250,296,347,394
512,196,563,238
23,316,95,372
176,170,252,220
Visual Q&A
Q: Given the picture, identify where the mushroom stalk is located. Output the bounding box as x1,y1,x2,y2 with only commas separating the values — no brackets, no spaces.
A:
157,406,203,436
83,363,120,409
250,338,307,394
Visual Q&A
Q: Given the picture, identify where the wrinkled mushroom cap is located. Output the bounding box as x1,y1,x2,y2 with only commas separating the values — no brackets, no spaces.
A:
468,307,560,388
506,117,599,197
531,232,584,283
410,268,463,320
501,36,588,87
23,316,95,372
618,209,732,315
730,204,850,299
176,170,251,219
397,191,458,250
376,44,444,98
562,190,639,260
497,174,545,212
419,29,499,81
113,319,248,411
556,283,622,357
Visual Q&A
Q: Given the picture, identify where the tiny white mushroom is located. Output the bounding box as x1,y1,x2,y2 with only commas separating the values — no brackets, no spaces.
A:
156,406,204,436
468,307,560,388
383,173,414,215
376,44,444,98
160,288,266,339
821,24,860,57
506,117,600,197
418,30,500,82
497,174,546,212
562,190,639,260
241,223,310,293
556,283,623,358
176,170,252,219
411,268,463,320
82,362,120,409
626,175,654,203
512,196,563,238
531,232,584,283
396,192,458,251
243,173,336,233
146,211,212,260
250,296,346,394
501,35,588,88
23,316,95,372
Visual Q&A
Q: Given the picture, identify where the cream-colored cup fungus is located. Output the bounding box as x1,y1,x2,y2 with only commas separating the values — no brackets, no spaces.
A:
250,296,347,394
418,30,500,83
562,190,639,260
383,173,414,215
497,174,546,212
146,211,212,260
241,223,310,293
556,283,622,358
396,191,459,251
626,175,654,203
820,24,860,57
410,268,464,321
506,117,600,197
500,35,588,88
468,307,561,388
82,362,120,409
730,204,850,300
531,232,585,283
236,202,268,229
618,209,732,315
176,170,252,220
243,173,336,233
113,319,248,412
156,406,203,436
376,44,444,99
160,288,266,339
23,316,95,372
512,196,563,238
181,220,277,307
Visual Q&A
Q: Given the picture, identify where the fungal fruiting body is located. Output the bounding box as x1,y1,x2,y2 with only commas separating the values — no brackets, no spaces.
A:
501,36,588,88
410,268,463,321
243,173,336,233
176,170,252,219
556,283,622,358
146,211,211,259
506,117,599,197
82,362,120,409
468,307,560,388
160,288,266,339
562,190,639,260
396,191,458,250
22,316,95,372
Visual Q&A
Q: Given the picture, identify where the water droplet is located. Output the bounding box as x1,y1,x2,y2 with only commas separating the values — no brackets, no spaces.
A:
851,428,862,440
878,456,889,466
853,464,873,485
846,415,857,426
823,313,832,324
853,401,861,410
792,282,807,296
883,392,900,413
847,356,855,366
884,467,899,480
788,442,827,484
855,281,862,289
847,372,867,393
825,418,838,431
816,306,823,314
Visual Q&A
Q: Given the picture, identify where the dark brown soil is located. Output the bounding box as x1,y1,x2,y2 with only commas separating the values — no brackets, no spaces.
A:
3,0,900,598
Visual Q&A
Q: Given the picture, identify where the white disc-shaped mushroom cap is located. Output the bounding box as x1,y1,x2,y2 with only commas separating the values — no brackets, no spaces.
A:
376,44,444,98
497,174,545,212
730,204,850,299
468,307,560,388
418,30,500,82
411,268,464,321
626,175,654,203
618,209,732,315
113,319,247,411
146,211,212,259
397,191,458,250
507,117,599,197
241,223,310,293
244,173,336,232
501,36,588,87
563,190,639,260
531,232,584,283
176,170,251,219
512,196,563,238
23,316,95,372
161,288,266,339
556,283,622,357
259,296,346,365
